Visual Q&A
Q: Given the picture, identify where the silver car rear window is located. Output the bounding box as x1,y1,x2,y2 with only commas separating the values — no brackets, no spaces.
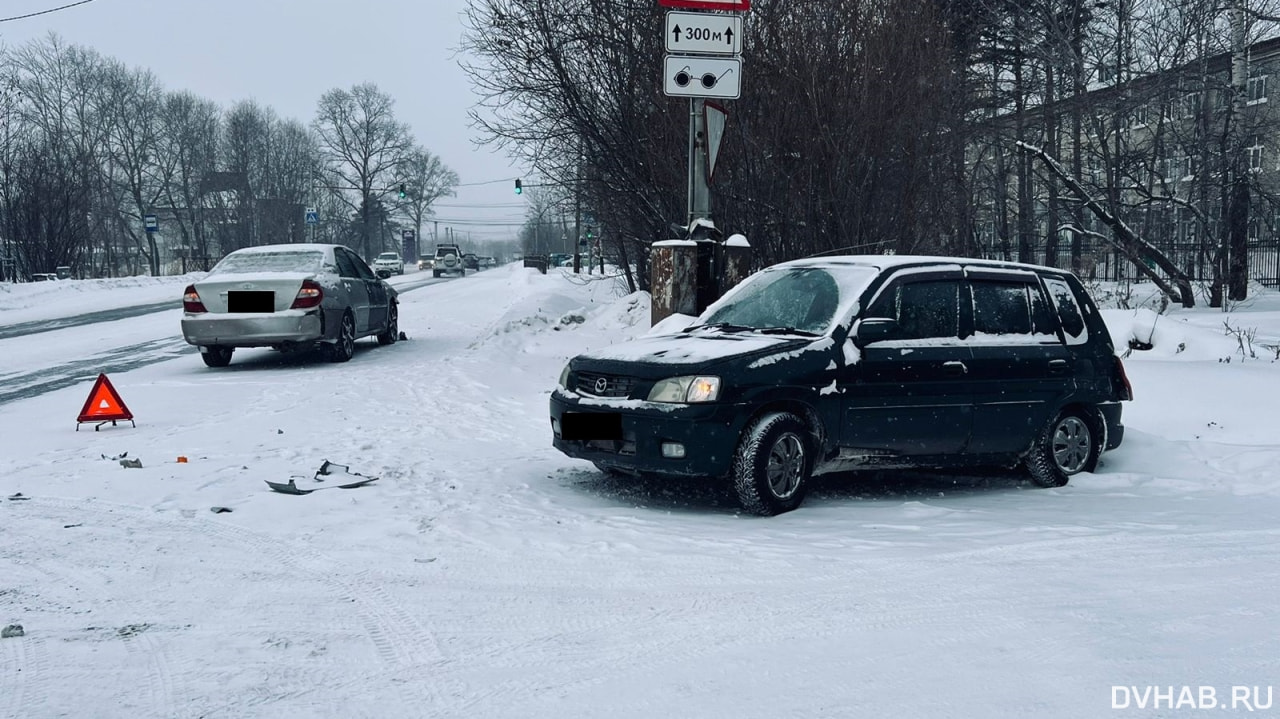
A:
213,250,325,274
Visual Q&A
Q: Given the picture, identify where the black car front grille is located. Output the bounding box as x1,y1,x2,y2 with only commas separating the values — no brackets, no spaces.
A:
575,371,637,399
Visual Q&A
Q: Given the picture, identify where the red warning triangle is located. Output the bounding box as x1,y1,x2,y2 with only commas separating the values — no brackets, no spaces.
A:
77,373,134,423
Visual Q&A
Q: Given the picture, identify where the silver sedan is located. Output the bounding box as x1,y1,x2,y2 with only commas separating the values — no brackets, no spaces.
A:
180,243,399,367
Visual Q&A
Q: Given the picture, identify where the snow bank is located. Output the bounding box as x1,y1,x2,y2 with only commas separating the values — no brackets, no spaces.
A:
0,273,207,325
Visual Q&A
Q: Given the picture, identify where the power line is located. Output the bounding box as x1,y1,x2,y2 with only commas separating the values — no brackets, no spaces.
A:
454,177,518,187
433,202,528,209
0,0,97,23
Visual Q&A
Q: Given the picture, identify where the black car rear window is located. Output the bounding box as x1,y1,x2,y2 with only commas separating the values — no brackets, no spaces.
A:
213,250,324,274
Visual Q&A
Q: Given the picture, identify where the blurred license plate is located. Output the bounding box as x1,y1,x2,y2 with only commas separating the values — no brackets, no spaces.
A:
228,291,275,313
560,412,622,441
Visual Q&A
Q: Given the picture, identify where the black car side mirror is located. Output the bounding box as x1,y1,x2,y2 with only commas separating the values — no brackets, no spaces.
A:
853,318,897,348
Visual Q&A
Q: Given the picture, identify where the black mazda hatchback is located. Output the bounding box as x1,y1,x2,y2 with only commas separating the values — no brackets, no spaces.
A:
550,255,1132,515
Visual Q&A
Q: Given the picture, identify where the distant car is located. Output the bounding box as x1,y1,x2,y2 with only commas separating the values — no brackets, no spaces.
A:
372,251,404,277
479,256,497,269
462,253,480,271
433,244,465,277
418,256,434,271
180,243,399,368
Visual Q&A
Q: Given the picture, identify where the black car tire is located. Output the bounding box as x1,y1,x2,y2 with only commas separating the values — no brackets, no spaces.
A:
200,345,234,368
1025,409,1100,488
324,312,356,363
732,412,812,516
377,303,398,346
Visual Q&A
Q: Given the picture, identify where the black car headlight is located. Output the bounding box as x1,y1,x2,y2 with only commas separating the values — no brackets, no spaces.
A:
647,376,721,403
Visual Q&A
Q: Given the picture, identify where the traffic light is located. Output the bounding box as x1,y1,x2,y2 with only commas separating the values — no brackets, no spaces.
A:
585,225,595,240
514,179,523,195
398,183,406,199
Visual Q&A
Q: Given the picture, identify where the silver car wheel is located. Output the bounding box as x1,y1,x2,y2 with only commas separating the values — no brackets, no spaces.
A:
766,432,806,499
1052,416,1092,474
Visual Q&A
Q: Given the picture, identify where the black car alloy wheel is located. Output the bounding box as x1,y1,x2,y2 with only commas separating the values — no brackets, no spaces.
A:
732,411,812,516
326,312,356,363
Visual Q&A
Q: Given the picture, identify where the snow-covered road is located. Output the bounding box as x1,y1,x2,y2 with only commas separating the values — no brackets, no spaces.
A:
0,272,444,405
2,265,1279,717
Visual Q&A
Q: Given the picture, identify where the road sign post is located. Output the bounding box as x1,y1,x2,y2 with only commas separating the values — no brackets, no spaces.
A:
663,55,742,99
143,214,158,233
657,0,748,227
665,12,742,55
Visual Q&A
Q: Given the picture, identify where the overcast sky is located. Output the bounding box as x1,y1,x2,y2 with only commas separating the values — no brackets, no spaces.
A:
0,0,528,245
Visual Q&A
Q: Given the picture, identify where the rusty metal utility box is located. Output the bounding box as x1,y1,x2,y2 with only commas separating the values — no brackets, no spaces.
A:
650,241,698,326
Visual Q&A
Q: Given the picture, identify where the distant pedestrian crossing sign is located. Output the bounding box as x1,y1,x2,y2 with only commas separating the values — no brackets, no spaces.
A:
305,207,319,224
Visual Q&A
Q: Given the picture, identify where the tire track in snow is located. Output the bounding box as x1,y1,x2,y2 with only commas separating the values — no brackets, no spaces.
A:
0,628,26,719
9,496,451,716
0,336,195,406
153,507,456,716
122,631,178,719
5,500,188,718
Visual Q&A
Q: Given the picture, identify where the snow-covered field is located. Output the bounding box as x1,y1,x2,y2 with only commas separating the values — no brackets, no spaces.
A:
2,265,1280,718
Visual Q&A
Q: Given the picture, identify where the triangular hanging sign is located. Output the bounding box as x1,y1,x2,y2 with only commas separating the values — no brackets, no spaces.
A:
703,101,728,183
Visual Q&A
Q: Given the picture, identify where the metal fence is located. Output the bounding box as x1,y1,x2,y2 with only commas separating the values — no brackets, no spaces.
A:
979,238,1280,287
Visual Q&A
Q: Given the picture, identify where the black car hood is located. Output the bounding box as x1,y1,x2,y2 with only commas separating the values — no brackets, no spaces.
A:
573,331,813,378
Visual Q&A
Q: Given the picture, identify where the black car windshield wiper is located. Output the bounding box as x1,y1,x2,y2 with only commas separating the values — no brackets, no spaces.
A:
754,326,820,336
684,322,755,333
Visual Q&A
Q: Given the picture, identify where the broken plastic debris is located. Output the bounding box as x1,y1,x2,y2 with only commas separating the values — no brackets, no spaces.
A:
119,458,142,469
1,624,24,639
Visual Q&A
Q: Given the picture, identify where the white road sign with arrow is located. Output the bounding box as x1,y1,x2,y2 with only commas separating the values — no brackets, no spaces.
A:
664,11,742,55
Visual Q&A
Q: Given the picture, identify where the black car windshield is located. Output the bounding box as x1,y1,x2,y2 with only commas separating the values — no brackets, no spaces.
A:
699,266,851,335
213,250,324,274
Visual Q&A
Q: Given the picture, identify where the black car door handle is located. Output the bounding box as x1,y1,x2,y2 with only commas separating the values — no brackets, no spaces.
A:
1048,359,1070,375
942,361,968,376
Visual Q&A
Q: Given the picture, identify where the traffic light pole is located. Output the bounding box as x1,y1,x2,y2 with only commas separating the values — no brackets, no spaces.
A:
687,98,711,225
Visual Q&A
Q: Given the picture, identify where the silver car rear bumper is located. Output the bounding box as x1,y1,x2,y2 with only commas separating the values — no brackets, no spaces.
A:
181,309,323,348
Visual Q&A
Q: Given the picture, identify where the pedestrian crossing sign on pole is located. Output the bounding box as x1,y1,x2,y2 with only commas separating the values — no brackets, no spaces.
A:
305,208,319,224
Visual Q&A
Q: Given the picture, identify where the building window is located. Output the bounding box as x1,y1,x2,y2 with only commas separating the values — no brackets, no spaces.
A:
1248,74,1269,104
1129,104,1149,128
1098,63,1115,84
1248,136,1264,171
1164,156,1195,182
1182,92,1201,118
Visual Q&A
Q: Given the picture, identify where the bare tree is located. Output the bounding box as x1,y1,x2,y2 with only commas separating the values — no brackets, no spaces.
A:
158,91,220,270
399,147,459,256
312,83,414,259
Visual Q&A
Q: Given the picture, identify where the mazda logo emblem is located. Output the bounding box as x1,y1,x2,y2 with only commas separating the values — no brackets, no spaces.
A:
594,377,609,394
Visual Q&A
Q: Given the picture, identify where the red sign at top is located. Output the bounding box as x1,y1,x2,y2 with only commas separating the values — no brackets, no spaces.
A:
659,0,750,10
